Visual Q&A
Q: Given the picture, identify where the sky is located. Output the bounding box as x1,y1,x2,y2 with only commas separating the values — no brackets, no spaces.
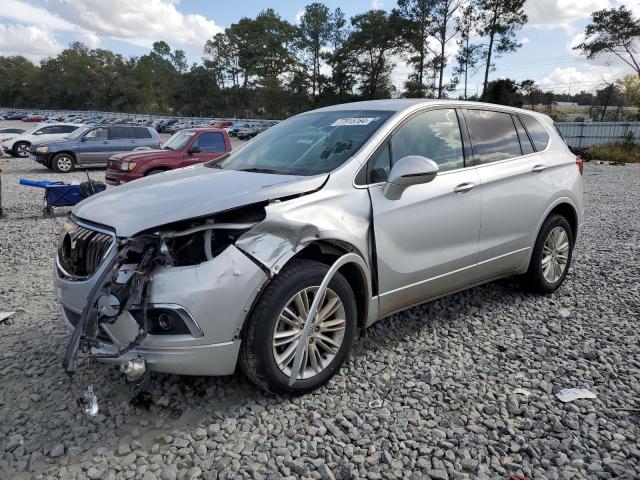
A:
1,0,639,95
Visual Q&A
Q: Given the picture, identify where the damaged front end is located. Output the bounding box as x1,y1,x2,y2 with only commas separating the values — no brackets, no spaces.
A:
62,231,163,374
58,207,267,377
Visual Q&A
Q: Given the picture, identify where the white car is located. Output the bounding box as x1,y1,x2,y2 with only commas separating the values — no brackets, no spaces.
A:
4,123,84,158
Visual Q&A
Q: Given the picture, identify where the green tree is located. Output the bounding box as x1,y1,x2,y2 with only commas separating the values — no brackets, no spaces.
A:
454,3,482,100
392,0,434,98
476,0,527,97
347,10,398,99
483,78,522,106
519,79,542,109
430,0,464,98
323,8,357,101
0,56,40,107
297,3,333,97
574,6,640,78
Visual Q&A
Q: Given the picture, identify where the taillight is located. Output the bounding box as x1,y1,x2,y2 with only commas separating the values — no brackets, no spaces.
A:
576,156,584,176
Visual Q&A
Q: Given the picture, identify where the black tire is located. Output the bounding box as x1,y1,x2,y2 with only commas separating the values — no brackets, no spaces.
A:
145,169,167,176
13,142,29,158
522,214,574,294
239,259,357,394
51,153,75,173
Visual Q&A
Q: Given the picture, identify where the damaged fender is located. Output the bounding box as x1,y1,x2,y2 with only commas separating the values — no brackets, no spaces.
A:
235,187,378,326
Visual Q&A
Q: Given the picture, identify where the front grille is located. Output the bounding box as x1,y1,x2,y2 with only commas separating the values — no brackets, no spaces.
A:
58,219,114,278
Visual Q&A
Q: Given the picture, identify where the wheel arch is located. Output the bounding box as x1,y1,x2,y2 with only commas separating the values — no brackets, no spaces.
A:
278,240,374,329
522,197,579,272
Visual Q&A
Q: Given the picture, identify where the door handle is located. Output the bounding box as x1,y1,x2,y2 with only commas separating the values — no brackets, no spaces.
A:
454,182,476,194
532,164,546,173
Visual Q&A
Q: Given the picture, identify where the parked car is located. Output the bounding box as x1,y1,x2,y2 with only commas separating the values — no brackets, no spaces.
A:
236,125,260,140
5,112,28,120
23,114,45,122
3,123,84,158
211,120,233,129
31,124,161,172
0,127,26,147
157,119,179,133
226,123,253,137
54,100,583,394
106,128,232,185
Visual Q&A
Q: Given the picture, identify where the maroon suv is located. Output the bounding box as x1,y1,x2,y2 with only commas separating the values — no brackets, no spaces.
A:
106,128,232,185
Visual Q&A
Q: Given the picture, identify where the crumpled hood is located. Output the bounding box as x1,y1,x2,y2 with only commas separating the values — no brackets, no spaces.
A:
73,164,328,237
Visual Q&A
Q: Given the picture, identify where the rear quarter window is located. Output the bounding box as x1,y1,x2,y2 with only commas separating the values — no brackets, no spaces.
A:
134,127,152,139
520,114,550,151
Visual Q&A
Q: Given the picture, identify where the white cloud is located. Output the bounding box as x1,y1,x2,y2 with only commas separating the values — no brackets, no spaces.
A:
47,0,223,52
525,0,610,31
295,10,304,25
0,0,77,31
371,0,384,9
0,23,63,61
521,37,530,45
540,66,620,92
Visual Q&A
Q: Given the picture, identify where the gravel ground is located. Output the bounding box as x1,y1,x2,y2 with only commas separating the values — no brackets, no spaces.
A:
0,152,639,480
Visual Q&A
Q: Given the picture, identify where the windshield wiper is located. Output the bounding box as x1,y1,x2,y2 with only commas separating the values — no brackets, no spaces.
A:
238,167,286,175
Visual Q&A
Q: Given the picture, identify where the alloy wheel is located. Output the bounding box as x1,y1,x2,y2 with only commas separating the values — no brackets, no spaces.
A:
272,286,346,380
17,143,29,158
542,226,570,283
56,156,73,172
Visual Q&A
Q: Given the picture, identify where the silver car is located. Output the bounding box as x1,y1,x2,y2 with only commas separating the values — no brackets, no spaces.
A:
55,100,583,393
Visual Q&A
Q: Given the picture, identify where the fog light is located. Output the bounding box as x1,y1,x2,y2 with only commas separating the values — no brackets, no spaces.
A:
157,312,172,330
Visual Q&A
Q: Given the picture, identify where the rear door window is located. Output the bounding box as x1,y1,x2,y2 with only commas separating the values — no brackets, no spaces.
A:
193,132,226,152
520,114,550,151
109,126,134,139
463,109,522,164
60,125,78,133
513,115,535,155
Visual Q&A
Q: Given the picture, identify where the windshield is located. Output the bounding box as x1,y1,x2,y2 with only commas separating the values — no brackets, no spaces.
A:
66,127,91,140
162,130,195,150
216,110,393,176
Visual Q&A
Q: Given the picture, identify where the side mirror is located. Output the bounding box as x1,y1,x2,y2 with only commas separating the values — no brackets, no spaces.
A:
383,155,439,200
188,145,201,154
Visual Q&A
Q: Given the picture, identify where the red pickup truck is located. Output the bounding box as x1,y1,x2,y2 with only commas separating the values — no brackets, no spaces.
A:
106,128,232,185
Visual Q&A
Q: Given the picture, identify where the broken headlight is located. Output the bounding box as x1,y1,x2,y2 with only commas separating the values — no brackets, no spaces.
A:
156,205,266,266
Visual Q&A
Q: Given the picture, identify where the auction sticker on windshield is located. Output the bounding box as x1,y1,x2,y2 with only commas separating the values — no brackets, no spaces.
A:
331,117,380,127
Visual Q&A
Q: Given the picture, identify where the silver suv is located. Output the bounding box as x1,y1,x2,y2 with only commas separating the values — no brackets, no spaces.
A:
55,100,583,393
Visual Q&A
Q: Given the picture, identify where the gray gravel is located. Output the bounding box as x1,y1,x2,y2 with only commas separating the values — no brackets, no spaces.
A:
1,153,639,480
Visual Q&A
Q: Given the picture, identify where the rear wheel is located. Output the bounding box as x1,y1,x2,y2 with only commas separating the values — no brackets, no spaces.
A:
239,260,357,394
522,214,573,293
13,142,29,158
51,153,75,173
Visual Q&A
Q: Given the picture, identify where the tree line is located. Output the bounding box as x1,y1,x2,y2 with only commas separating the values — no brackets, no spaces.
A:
0,2,637,119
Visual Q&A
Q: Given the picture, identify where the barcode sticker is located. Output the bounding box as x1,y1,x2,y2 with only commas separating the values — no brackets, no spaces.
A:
331,117,379,127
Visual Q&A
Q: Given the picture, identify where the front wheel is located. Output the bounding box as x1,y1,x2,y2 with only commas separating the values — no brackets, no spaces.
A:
51,153,75,173
13,142,30,158
239,260,357,394
522,214,574,293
